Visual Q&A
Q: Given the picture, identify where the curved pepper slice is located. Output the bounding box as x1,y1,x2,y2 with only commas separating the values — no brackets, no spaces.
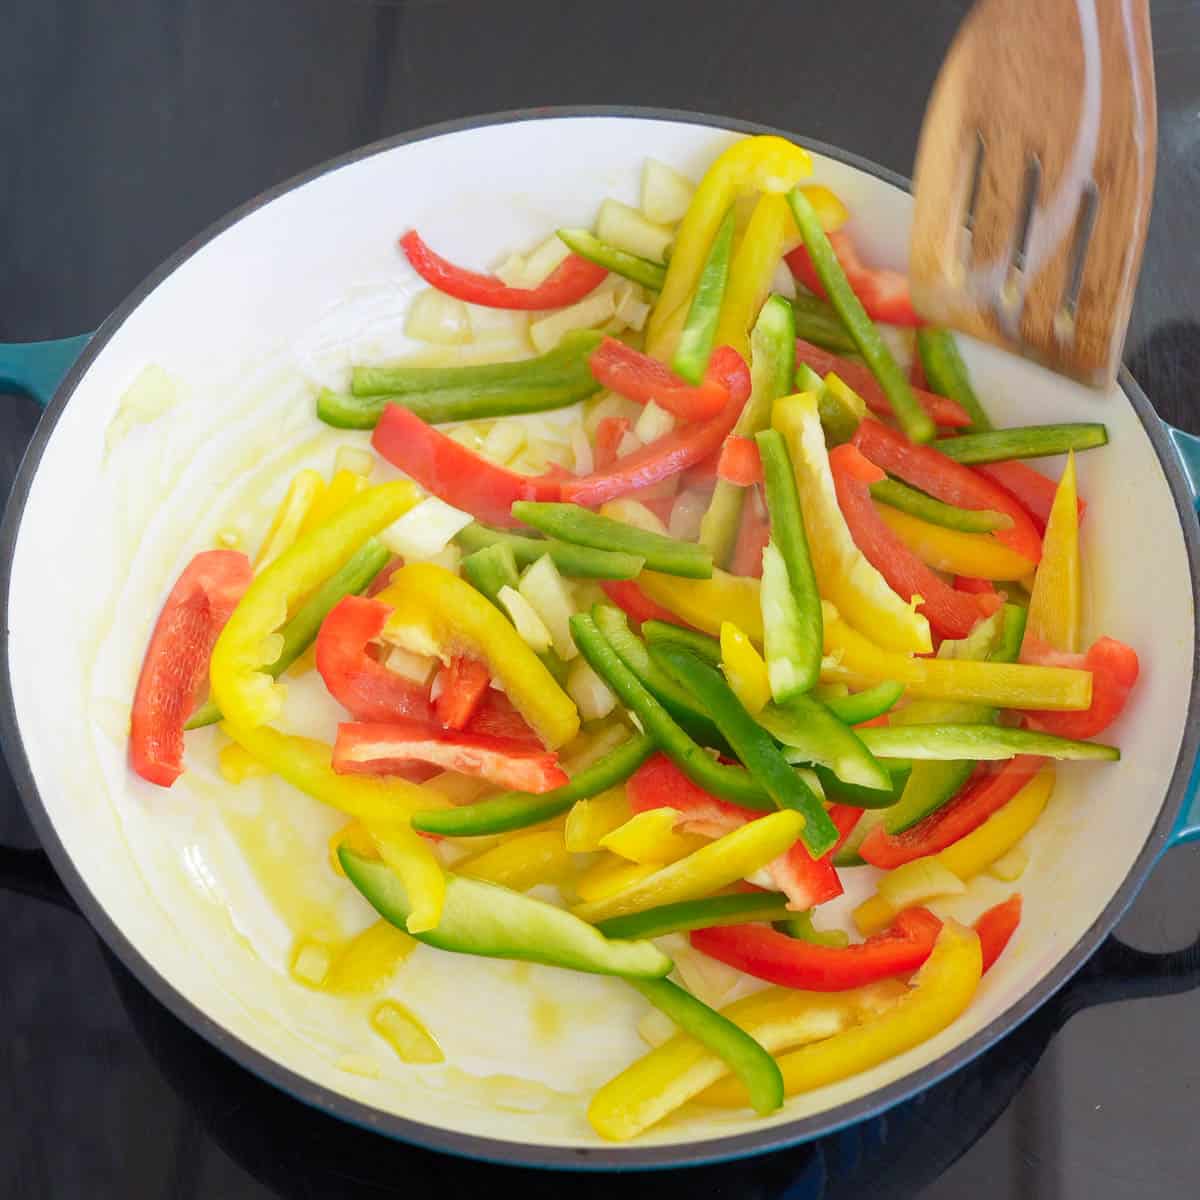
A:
376,562,579,750
400,229,607,309
315,596,434,723
434,654,491,730
976,459,1087,533
975,894,1023,973
598,579,687,628
1023,451,1081,653
638,567,765,642
875,505,1036,582
647,135,813,356
210,481,419,731
698,920,982,1106
131,549,253,786
1019,637,1140,739
589,337,729,420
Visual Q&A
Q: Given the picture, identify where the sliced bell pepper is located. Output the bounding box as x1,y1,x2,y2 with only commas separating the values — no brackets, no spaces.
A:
729,486,771,579
130,549,253,786
371,404,560,528
717,436,763,486
1019,636,1140,739
255,470,324,566
300,468,368,536
399,229,607,309
647,135,813,356
562,346,751,508
759,693,892,791
975,894,1023,974
830,442,996,639
314,596,434,723
457,522,643,581
874,505,1040,582
434,654,491,730
598,579,685,627
600,809,711,864
976,459,1086,533
556,228,666,291
787,229,923,328
455,829,572,892
935,424,1107,465
673,206,736,383
210,481,419,731
595,892,793,941
376,562,577,748
852,419,1042,564
774,392,933,654
461,689,543,746
588,336,729,421
916,328,992,433
820,680,904,725
720,620,772,715
1023,452,1081,654
642,619,722,665
791,293,858,356
698,919,982,1106
869,479,1011,534
366,822,447,934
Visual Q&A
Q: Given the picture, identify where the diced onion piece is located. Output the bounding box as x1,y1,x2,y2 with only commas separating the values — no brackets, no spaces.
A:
567,657,617,721
637,1005,678,1048
385,645,439,687
371,1001,444,1064
465,304,531,341
529,291,617,354
290,940,333,987
518,554,578,660
615,285,651,331
447,424,487,451
668,488,708,542
215,527,243,549
876,323,915,369
522,234,573,286
989,846,1030,882
335,445,375,478
569,422,595,475
405,287,472,345
218,742,269,783
584,390,642,436
481,420,528,465
641,158,695,225
493,253,528,287
634,400,676,443
381,496,473,561
770,259,797,299
426,544,462,574
595,198,673,263
497,585,554,653
877,857,966,910
671,941,742,1006
599,498,670,536
616,429,644,458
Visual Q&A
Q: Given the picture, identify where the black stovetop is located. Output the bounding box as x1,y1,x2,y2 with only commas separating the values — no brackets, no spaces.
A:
3,2,1199,1196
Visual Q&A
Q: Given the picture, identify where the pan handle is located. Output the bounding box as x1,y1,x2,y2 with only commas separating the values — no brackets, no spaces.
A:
0,334,93,408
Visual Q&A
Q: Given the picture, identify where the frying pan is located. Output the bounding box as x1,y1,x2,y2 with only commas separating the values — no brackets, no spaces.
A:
1,108,1198,1170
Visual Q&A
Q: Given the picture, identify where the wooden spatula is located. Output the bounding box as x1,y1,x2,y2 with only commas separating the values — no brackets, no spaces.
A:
910,0,1156,388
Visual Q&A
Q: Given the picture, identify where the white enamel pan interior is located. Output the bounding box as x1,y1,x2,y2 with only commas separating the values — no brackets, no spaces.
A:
3,110,1200,1169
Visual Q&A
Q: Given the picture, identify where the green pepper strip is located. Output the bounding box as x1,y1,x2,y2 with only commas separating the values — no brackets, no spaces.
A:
813,760,911,811
456,522,644,580
627,977,784,1117
775,908,850,948
185,540,390,730
699,294,796,567
650,643,839,856
869,478,1012,533
594,892,793,940
641,620,722,666
672,207,736,385
592,605,732,754
916,328,992,433
791,294,858,356
859,724,1120,762
461,542,521,609
512,501,712,579
933,423,1109,465
412,733,655,837
787,188,934,443
557,228,666,291
821,680,905,725
756,429,822,698
570,612,774,810
757,694,891,791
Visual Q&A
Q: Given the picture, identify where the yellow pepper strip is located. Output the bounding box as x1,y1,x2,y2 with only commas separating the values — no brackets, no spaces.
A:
222,722,450,825
564,786,632,852
720,620,772,715
575,854,660,903
1024,452,1081,652
821,603,1092,710
217,741,270,783
254,469,325,567
639,568,764,643
212,481,419,729
714,193,792,363
572,810,805,923
322,920,417,995
774,393,933,654
366,822,446,934
853,767,1055,934
589,979,903,1140
455,829,572,891
599,809,712,865
875,505,1035,582
699,921,982,1106
647,136,813,356
372,1000,444,1064
300,467,369,536
329,819,380,877
377,562,579,750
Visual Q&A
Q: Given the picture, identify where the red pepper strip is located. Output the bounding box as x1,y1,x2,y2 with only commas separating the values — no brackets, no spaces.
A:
462,689,543,747
365,555,404,598
332,719,568,793
955,575,999,596
588,337,729,421
910,357,930,390
795,340,970,429
372,403,561,528
315,596,435,724
786,231,925,327
717,436,763,486
770,803,863,911
729,486,771,579
1019,636,1139,739
130,550,253,787
690,906,941,991
829,804,865,854
594,416,631,472
852,418,1043,564
598,579,688,629
434,655,491,731
859,756,1048,869
830,444,995,639
399,230,607,311
975,894,1023,974
976,460,1087,534
561,347,751,508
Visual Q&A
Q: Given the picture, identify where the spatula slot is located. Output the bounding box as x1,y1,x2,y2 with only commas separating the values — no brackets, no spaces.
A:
1055,181,1101,344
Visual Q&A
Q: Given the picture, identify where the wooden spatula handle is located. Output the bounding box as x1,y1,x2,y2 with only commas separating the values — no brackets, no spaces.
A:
910,0,1156,387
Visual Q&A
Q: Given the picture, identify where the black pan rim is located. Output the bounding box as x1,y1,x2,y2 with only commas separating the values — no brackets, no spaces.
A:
2,103,1197,1172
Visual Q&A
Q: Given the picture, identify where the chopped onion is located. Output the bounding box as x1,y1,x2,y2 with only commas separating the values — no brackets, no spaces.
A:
518,554,578,660
335,445,375,478
405,287,472,345
641,158,695,225
595,198,673,263
668,488,708,541
481,420,527,465
381,496,473,561
671,942,742,1006
877,324,915,369
529,291,617,354
493,252,528,287
599,498,669,536
521,234,572,286
989,846,1030,882
877,856,965,910
567,657,617,721
584,390,642,436
615,428,644,458
385,645,439,687
634,400,675,443
637,1006,677,1048
498,585,553,654
568,422,594,475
